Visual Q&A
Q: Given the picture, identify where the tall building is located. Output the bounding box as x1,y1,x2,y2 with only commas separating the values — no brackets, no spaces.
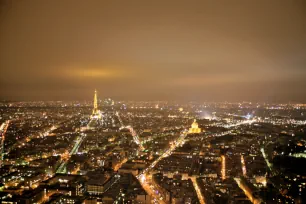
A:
92,90,99,115
91,90,102,119
188,119,201,134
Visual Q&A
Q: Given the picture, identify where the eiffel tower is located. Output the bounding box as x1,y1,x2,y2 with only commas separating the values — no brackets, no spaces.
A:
91,90,102,119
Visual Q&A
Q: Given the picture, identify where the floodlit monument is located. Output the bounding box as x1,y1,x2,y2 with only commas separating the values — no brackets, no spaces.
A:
188,119,201,134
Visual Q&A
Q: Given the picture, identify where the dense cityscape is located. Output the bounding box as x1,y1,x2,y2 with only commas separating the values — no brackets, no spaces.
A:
1,1,306,203
0,90,305,203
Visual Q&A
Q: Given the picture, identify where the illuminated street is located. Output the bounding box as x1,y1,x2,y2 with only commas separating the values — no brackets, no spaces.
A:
191,176,206,204
117,112,145,150
56,133,87,173
224,119,257,128
234,178,263,204
241,155,247,177
221,155,226,180
136,132,187,203
0,120,10,167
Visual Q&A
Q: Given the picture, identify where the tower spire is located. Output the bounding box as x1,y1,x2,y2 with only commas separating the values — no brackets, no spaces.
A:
90,89,102,120
93,89,98,114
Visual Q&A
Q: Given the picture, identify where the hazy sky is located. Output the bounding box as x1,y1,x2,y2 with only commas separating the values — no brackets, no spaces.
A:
1,0,306,102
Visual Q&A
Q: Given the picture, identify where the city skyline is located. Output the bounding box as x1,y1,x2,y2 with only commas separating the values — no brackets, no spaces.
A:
1,0,306,102
1,90,305,203
1,1,306,203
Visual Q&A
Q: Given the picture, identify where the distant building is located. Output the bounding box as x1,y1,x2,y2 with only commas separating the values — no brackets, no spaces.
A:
87,90,104,129
90,90,102,120
188,119,201,134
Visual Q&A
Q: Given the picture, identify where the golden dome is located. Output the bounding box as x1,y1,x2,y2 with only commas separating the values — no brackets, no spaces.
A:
189,119,201,134
191,119,199,129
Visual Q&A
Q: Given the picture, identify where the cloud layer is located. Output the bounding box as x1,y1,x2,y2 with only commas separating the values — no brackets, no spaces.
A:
0,0,305,102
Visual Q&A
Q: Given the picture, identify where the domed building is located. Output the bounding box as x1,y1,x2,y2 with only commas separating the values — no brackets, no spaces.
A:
188,119,202,134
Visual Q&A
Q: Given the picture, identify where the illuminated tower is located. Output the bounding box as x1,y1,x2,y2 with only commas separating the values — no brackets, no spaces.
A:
91,90,102,119
92,89,98,115
87,90,103,130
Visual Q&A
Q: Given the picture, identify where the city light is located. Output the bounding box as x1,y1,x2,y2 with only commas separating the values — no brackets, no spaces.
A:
221,155,226,180
241,155,247,177
191,177,206,204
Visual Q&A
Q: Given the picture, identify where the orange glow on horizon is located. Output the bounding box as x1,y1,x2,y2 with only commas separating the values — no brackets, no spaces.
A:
62,66,130,79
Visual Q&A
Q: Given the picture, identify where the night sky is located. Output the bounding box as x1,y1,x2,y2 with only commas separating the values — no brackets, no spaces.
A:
0,0,306,102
